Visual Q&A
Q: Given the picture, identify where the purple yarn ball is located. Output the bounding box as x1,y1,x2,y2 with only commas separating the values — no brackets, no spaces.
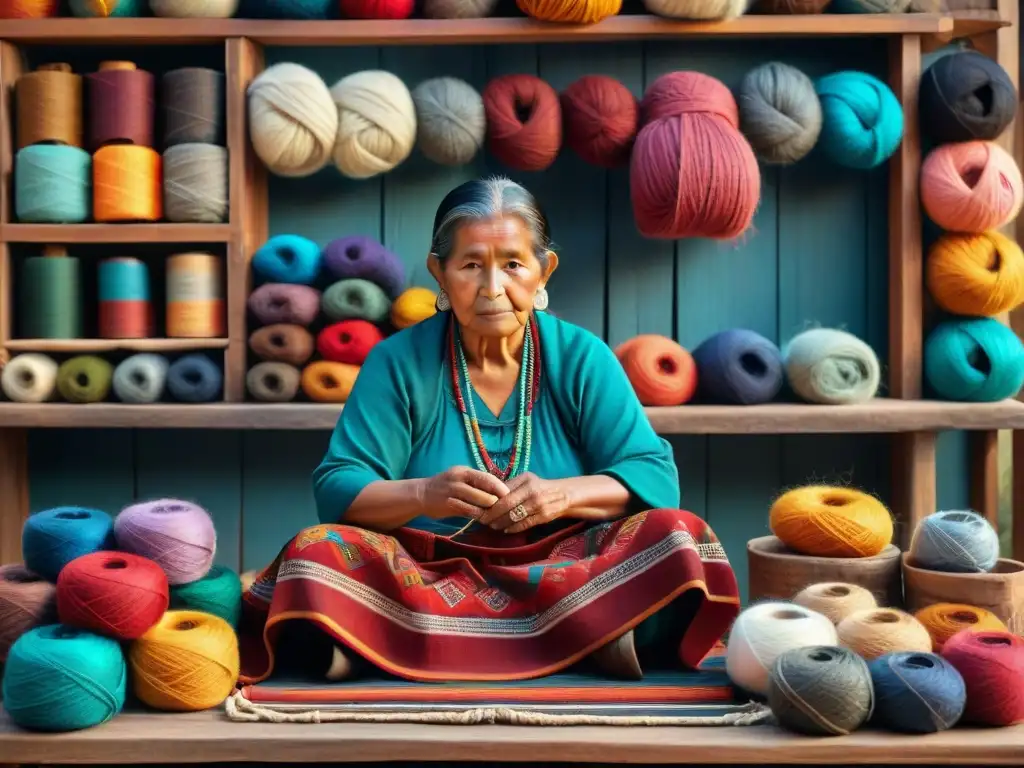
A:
691,329,784,405
114,499,216,585
322,236,406,299
248,283,321,326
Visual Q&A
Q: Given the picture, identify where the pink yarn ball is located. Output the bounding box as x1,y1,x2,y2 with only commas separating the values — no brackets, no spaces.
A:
114,499,216,585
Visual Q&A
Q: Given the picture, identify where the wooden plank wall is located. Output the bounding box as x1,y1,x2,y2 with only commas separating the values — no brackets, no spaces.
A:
24,38,972,602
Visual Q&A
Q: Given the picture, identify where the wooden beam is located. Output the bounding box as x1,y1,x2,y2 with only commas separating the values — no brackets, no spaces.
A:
0,428,28,564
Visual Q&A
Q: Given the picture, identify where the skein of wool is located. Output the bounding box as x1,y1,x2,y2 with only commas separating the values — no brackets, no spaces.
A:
0,565,56,661
837,608,933,660
339,0,413,17
322,279,391,323
252,234,322,285
330,70,417,179
302,361,360,403
517,0,621,23
129,610,240,712
726,602,838,695
392,287,438,329
926,231,1024,317
169,565,242,628
909,510,1000,573
422,0,496,16
114,499,216,585
919,51,1018,144
483,75,562,172
614,335,698,406
1,353,59,403
643,0,748,21
249,324,315,365
769,486,893,558
247,361,302,402
738,62,822,166
690,329,783,405
869,652,966,733
942,630,1024,726
412,77,486,168
163,144,228,223
112,353,168,404
783,328,881,405
23,507,114,583
56,355,114,404
322,235,406,298
815,71,903,170
793,582,877,625
166,354,223,403
915,603,1007,651
56,551,169,641
924,318,1024,402
560,75,638,169
631,71,760,240
248,283,321,326
318,320,384,365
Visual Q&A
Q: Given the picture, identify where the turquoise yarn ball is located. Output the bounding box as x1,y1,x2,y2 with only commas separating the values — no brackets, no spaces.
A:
925,317,1024,402
68,0,145,15
169,565,242,628
244,0,333,18
22,507,115,583
252,234,322,285
2,625,127,732
815,71,903,170
14,146,91,223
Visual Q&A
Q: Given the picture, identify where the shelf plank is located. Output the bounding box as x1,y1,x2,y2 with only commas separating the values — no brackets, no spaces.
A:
0,223,232,244
3,338,229,353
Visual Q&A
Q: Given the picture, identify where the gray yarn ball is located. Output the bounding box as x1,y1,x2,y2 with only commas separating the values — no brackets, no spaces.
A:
738,62,822,165
112,354,168,404
247,361,301,403
412,77,486,167
422,0,498,17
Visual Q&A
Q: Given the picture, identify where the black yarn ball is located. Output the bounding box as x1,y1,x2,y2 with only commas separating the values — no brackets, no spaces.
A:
919,51,1018,143
691,329,784,405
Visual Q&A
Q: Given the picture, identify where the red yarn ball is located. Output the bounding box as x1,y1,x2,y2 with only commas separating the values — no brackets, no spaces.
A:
942,629,1024,726
483,74,562,172
339,0,414,18
561,75,638,169
317,320,384,365
56,551,169,641
630,71,761,241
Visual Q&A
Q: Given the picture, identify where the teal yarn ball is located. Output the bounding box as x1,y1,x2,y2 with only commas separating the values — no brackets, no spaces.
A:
815,71,903,170
925,317,1024,402
14,146,91,223
2,625,127,732
243,0,333,18
22,507,115,583
252,234,322,285
169,565,242,628
69,0,146,15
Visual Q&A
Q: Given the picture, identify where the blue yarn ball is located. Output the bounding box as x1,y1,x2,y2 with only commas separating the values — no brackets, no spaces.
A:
14,146,91,223
243,0,333,18
3,625,127,732
22,507,114,582
815,71,904,169
869,652,966,733
909,509,1000,573
691,329,784,405
166,354,223,403
925,317,1024,402
252,234,323,285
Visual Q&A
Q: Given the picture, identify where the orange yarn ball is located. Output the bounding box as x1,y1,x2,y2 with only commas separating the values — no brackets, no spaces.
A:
516,0,621,23
614,334,697,406
920,141,1023,234
0,0,58,17
926,231,1024,317
301,360,359,403
915,603,1007,651
769,485,893,557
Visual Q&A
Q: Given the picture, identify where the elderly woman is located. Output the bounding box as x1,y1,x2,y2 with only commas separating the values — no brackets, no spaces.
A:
239,177,739,685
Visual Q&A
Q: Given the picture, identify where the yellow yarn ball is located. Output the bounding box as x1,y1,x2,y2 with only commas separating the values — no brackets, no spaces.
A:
837,608,932,660
769,485,893,558
330,70,417,180
516,0,621,23
391,287,438,330
914,603,1007,651
792,582,878,624
926,231,1024,317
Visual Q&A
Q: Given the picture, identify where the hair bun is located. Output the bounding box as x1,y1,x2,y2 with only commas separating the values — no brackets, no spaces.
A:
640,72,738,127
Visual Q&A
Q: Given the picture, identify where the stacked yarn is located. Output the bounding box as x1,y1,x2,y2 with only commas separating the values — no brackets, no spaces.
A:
941,630,1024,726
914,603,1007,651
793,582,877,624
836,608,932,660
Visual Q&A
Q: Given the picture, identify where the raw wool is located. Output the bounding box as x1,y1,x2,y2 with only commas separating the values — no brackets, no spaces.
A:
330,70,417,179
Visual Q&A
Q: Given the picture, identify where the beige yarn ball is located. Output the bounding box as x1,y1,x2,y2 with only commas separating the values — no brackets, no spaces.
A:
330,70,417,180
248,63,338,178
423,0,498,16
149,0,238,16
643,0,749,19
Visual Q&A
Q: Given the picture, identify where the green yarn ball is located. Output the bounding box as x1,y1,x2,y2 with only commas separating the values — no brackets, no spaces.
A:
321,278,391,323
56,355,113,403
169,565,242,628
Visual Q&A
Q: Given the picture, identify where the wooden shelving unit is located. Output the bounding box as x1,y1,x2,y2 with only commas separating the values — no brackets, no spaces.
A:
0,223,233,243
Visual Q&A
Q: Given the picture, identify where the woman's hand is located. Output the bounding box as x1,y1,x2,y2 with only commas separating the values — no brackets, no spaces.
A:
478,472,571,534
418,466,511,520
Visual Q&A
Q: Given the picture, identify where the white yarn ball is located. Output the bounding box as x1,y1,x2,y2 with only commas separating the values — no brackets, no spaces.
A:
726,602,838,695
330,70,417,180
643,0,749,19
1,353,59,403
783,328,882,405
149,0,238,16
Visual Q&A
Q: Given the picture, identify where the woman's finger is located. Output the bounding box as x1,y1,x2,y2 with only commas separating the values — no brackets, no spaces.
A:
479,483,533,526
450,482,498,510
457,467,510,500
446,497,485,518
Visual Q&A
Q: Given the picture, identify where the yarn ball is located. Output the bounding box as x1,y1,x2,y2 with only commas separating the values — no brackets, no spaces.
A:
831,0,908,11
166,354,223,403
56,355,113,404
690,329,784,405
392,287,438,329
322,278,391,323
149,0,239,16
301,360,360,403
517,0,621,23
908,509,1001,573
560,75,638,169
738,62,822,165
837,608,933,661
112,353,168,404
252,234,322,285
317,320,384,365
248,283,322,326
114,499,216,585
339,0,413,17
330,70,417,179
169,565,242,628
920,141,1024,234
247,0,332,16
0,565,56,662
919,51,1018,144
941,630,1024,726
0,0,58,16
249,324,315,365
924,317,1024,402
614,334,698,407
2,625,127,732
1,353,59,403
643,0,748,19
483,74,562,172
726,602,838,696
322,235,406,298
769,485,893,558
750,0,829,13
767,645,874,736
247,361,301,403
56,551,169,641
792,582,877,625
869,652,966,733
915,603,1007,651
129,610,240,712
248,63,337,177
422,0,496,16
815,71,903,170
69,0,143,15
926,231,1024,317
23,507,115,583
783,328,881,405
412,77,486,167
631,71,760,240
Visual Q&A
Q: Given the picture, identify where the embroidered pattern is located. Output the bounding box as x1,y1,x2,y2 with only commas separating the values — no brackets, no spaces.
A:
434,578,467,608
477,587,512,613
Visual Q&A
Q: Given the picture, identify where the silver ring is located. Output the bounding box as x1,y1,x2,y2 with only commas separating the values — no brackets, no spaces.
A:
509,504,528,523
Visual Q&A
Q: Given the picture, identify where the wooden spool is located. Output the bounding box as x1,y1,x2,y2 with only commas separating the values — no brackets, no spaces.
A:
747,535,902,606
902,554,1024,635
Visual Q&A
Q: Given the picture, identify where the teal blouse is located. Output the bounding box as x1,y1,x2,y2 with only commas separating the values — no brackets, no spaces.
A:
312,311,680,534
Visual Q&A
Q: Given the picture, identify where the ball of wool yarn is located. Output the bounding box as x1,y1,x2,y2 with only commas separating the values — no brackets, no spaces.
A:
614,335,698,406
322,278,391,323
738,62,822,165
1,353,58,403
770,485,893,557
129,610,239,712
166,354,223,403
915,603,1007,651
483,74,562,172
302,360,360,403
837,608,933,661
815,71,903,170
318,320,384,365
631,71,760,240
924,317,1024,402
69,0,143,15
643,0,748,20
869,651,966,733
920,141,1024,234
726,602,838,695
322,235,406,298
793,582,877,625
926,231,1024,317
3,625,126,731
831,0,908,11
169,565,242,628
909,509,1000,573
920,51,1018,144
149,0,239,16
560,75,638,169
248,283,321,326
751,0,829,13
56,551,169,641
517,0,621,23
690,329,783,405
247,0,331,19
767,645,874,736
392,286,438,329
330,70,417,180
112,353,168,404
23,507,114,583
783,328,881,405
114,499,216,585
56,355,113,404
422,0,496,16
339,0,413,17
0,565,56,662
942,630,1024,726
247,361,301,402
248,63,337,177
252,233,322,285
249,323,315,365
412,77,486,168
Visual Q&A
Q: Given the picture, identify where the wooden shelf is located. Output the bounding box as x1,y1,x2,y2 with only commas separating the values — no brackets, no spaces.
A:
3,338,229,353
0,224,232,244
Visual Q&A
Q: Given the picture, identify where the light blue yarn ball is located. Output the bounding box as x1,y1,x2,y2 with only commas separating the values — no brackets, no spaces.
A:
22,506,115,583
112,353,169,404
15,146,91,223
815,71,904,170
252,234,322,285
924,317,1024,402
909,509,1000,573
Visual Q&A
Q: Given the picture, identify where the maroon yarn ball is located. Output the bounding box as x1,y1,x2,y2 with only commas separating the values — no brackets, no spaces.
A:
317,320,384,365
247,283,321,326
561,75,638,168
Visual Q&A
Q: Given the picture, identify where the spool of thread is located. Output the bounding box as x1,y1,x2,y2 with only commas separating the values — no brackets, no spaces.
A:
322,279,391,323
869,652,966,733
924,317,1024,402
166,354,223,403
98,257,153,339
919,51,1018,144
391,287,437,329
16,64,84,149
169,565,242,628
150,0,239,16
93,145,163,222
14,145,91,223
915,603,1007,651
909,509,1000,573
836,608,933,660
517,0,621,23
926,231,1024,317
19,249,83,338
247,361,301,403
423,0,497,15
56,355,114,404
725,602,838,695
22,506,115,583
87,61,155,149
2,625,127,732
815,71,903,170
412,77,486,168
112,353,168,404
0,353,59,403
0,0,59,17
769,485,893,558
0,565,57,662
783,328,881,405
56,551,169,641
793,582,878,625
166,253,225,338
301,361,360,403
252,234,323,286
317,320,383,365
614,335,697,407
738,62,822,166
767,645,874,736
114,499,216,585
162,68,226,147
322,235,406,298
163,144,228,223
560,75,638,169
483,74,563,172
690,329,783,405
942,630,1024,726
248,324,315,365
248,284,321,326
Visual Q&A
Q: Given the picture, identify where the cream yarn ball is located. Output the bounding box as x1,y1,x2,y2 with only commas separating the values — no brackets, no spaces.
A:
149,0,238,16
644,0,749,19
330,70,417,180
248,63,338,178
423,0,498,16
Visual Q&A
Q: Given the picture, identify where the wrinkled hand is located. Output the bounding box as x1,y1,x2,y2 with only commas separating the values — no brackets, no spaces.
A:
419,466,510,520
478,472,571,534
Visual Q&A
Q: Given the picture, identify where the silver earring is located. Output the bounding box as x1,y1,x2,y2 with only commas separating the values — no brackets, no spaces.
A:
435,290,451,312
533,287,549,311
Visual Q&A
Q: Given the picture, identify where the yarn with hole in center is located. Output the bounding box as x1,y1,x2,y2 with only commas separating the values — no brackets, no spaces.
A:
643,0,748,19
941,630,1024,726
783,328,881,405
815,71,903,170
919,51,1018,144
837,608,932,661
690,328,783,405
252,234,322,285
317,320,384,365
56,355,112,404
301,361,360,403
247,361,301,403
331,70,417,179
322,278,391,323
0,565,57,662
614,335,698,407
149,0,239,16
1,353,58,403
770,486,893,557
921,141,1024,234
793,582,877,625
909,509,1000,573
924,317,1024,402
412,77,486,168
517,0,621,23
322,235,406,298
926,231,1024,317
248,283,321,326
114,499,216,585
422,0,496,15
560,75,638,169
392,287,438,329
869,651,966,733
249,324,315,365
167,354,222,403
169,565,242,628
339,0,413,17
23,507,115,583
483,74,562,172
112,353,168,404
738,62,821,166
915,603,1007,651
1,0,59,16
